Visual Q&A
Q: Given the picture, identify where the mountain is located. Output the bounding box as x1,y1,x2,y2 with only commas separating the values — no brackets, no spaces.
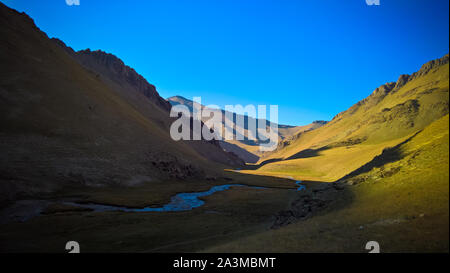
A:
241,54,449,182
167,96,327,162
53,40,172,112
203,114,449,252
0,3,243,206
0,1,447,253
52,41,244,167
201,56,449,252
167,95,195,112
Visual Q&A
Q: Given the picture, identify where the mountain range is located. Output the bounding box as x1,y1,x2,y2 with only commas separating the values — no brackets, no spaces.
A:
244,54,449,182
0,1,448,253
167,95,327,162
0,2,243,206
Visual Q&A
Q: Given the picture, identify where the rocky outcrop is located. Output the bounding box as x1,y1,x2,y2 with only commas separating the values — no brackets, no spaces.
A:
312,120,327,125
0,3,248,207
271,193,329,229
147,152,205,179
78,49,171,111
331,54,449,122
412,54,449,79
51,39,171,112
394,74,410,89
50,42,244,168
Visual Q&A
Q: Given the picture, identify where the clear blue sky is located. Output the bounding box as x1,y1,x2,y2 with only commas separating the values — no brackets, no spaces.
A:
3,0,448,125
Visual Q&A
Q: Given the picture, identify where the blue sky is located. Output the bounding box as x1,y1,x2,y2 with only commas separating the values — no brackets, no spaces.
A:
3,0,449,125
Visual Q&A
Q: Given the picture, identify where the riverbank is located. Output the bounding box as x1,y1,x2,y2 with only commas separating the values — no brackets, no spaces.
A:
0,172,299,252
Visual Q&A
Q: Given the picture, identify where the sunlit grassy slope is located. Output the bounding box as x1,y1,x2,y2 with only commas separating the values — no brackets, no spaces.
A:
242,55,449,182
204,115,449,252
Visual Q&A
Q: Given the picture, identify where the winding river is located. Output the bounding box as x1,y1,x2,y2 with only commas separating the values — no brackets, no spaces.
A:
63,184,266,212
1,179,303,224
284,176,306,191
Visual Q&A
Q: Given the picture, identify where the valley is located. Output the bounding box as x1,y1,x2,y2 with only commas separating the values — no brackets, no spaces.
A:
0,1,448,253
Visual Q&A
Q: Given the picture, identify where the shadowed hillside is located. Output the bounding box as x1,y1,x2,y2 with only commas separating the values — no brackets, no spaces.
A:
0,3,243,206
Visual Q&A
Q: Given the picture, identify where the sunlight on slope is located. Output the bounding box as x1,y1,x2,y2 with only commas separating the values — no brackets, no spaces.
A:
248,60,448,182
203,115,449,252
241,137,410,182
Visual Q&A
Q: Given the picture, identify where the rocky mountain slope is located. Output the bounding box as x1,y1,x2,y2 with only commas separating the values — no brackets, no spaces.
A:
167,96,327,162
0,3,243,206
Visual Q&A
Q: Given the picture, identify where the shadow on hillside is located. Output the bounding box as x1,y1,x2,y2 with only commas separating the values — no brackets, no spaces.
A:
257,158,284,167
255,146,330,167
286,146,331,160
269,131,423,232
336,130,421,182
219,141,259,163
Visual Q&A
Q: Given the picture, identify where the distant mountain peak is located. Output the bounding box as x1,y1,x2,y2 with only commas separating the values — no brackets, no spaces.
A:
168,95,189,100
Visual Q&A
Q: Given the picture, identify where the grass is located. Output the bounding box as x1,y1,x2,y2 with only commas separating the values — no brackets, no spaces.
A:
241,137,410,182
202,115,449,252
3,111,446,253
246,60,449,184
0,3,243,207
47,171,296,208
0,172,297,252
0,4,448,253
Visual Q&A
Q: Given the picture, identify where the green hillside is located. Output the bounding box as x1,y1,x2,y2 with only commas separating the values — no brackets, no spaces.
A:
204,114,449,252
242,54,449,182
0,2,447,253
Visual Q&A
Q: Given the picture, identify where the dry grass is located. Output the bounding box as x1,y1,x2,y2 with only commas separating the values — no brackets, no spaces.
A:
202,115,449,252
249,61,448,184
0,173,297,253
